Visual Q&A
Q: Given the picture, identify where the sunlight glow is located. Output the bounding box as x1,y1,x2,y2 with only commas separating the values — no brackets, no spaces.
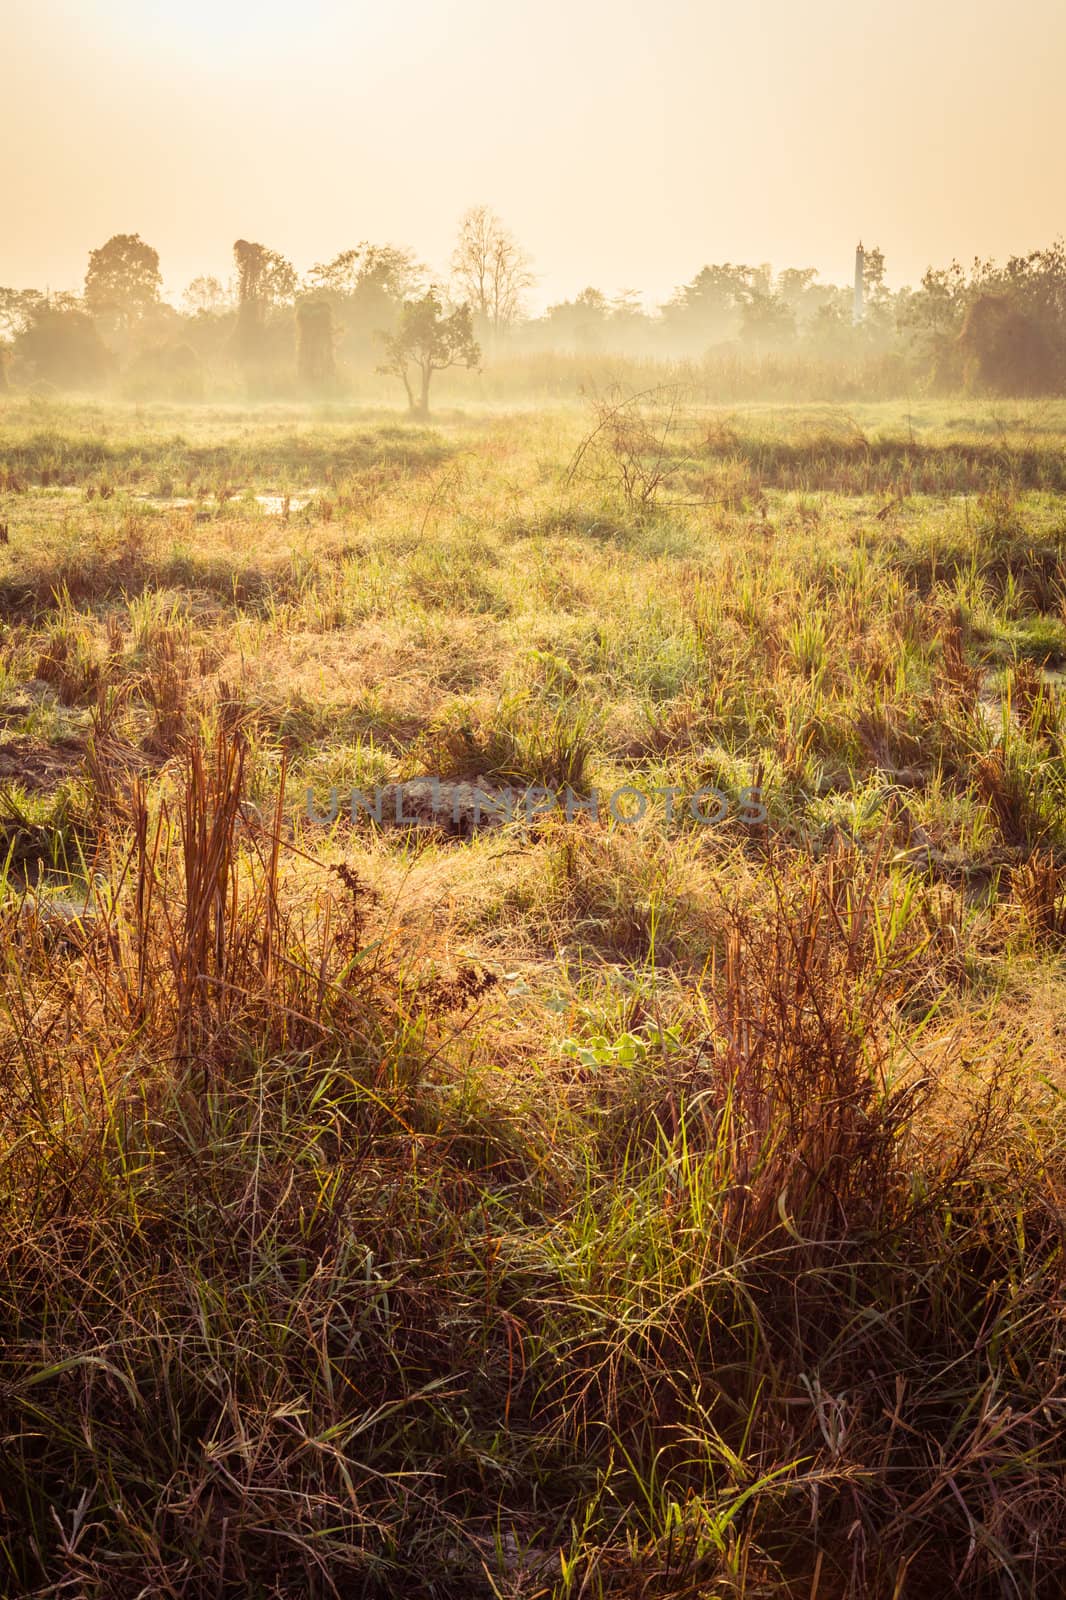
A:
130,0,337,58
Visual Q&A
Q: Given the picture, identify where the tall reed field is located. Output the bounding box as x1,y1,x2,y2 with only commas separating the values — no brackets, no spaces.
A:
0,393,1064,1597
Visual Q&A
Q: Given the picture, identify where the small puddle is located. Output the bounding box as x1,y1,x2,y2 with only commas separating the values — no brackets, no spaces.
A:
28,487,316,515
130,492,315,515
254,494,313,514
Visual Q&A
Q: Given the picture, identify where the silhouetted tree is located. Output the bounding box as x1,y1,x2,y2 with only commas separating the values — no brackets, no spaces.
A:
377,291,480,416
662,264,759,346
0,288,46,342
296,299,336,388
125,341,203,400
306,249,363,298
992,242,1066,334
907,261,969,338
776,268,841,329
233,240,297,308
233,239,296,369
776,267,818,307
304,244,423,369
959,294,1059,394
542,288,611,350
741,290,796,348
308,244,421,304
14,303,111,387
862,245,888,304
84,234,161,329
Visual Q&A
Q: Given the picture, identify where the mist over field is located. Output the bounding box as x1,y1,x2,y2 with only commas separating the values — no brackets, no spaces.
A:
3,3,1066,1597
4,221,1066,408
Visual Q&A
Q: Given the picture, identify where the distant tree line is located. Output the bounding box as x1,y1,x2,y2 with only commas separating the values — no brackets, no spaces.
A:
3,214,1066,405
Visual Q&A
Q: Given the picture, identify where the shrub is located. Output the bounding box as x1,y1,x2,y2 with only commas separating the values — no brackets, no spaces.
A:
13,304,112,389
958,293,1061,395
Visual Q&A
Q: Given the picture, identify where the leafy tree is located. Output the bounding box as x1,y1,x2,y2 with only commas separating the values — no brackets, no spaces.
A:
542,287,611,349
568,288,609,316
740,289,796,348
662,264,759,345
538,287,656,354
855,245,901,344
377,291,480,416
357,245,423,302
84,234,161,329
14,302,111,387
862,245,889,304
296,298,336,388
233,239,296,311
608,289,654,343
306,249,363,298
900,260,970,383
999,241,1066,330
802,296,861,358
776,267,818,308
776,268,844,328
908,261,969,337
233,239,297,369
0,288,47,342
125,341,203,401
901,251,1066,389
307,245,421,303
304,244,423,369
451,207,532,335
958,294,1059,394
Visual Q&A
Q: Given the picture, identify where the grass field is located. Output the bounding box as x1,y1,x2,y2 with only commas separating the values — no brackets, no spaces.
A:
1,390,1065,1597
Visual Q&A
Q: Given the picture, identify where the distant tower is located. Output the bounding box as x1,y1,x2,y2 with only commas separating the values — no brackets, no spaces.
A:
854,242,866,324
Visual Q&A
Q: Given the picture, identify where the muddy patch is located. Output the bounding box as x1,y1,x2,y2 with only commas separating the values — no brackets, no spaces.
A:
324,778,544,841
0,734,86,791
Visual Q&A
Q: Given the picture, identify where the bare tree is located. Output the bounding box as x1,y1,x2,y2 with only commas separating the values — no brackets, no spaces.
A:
451,206,532,336
182,276,233,316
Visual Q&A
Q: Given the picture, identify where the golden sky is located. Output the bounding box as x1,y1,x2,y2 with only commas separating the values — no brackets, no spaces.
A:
3,0,1064,308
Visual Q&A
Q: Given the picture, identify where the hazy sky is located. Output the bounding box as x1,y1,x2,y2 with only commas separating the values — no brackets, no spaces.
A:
3,0,1065,310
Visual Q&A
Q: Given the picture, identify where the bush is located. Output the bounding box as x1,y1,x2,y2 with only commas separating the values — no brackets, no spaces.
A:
958,293,1061,395
123,340,204,400
13,304,112,389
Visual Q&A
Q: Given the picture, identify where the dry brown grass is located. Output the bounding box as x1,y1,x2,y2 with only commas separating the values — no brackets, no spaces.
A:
2,399,1066,1595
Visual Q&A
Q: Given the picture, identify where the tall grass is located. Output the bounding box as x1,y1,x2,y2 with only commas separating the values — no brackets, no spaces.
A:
3,400,1066,1595
0,730,1063,1596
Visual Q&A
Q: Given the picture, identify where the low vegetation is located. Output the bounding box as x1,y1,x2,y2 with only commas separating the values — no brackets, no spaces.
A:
1,393,1065,1597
